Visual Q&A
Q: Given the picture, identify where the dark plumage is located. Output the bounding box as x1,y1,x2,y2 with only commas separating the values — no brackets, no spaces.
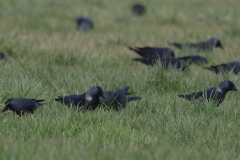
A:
204,61,240,75
75,17,94,31
178,81,238,106
177,55,208,65
132,4,146,15
2,98,45,115
0,52,11,61
169,37,223,52
128,46,175,58
100,87,141,111
54,86,104,110
133,57,188,71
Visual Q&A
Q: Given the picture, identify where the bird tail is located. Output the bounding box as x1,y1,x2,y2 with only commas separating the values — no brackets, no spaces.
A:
123,87,130,95
168,43,182,49
31,99,45,103
133,58,150,65
178,95,185,98
126,92,135,95
203,67,219,74
53,96,64,103
127,46,135,51
128,47,145,57
203,67,213,71
177,56,191,62
178,94,192,101
127,96,142,102
2,106,9,113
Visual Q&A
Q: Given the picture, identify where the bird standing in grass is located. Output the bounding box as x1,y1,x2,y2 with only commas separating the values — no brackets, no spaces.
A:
178,81,238,107
0,52,11,61
100,87,141,111
2,98,45,115
204,61,240,75
75,17,94,31
132,3,146,15
54,86,104,110
169,37,223,52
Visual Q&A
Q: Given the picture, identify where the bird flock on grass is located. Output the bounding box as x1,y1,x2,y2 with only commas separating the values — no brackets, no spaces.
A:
1,3,239,116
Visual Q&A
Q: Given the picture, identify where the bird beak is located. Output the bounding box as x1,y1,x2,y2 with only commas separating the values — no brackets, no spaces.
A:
232,86,238,91
100,93,105,99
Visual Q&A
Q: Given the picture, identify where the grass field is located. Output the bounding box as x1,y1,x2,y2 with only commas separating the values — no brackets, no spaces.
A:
1,0,240,159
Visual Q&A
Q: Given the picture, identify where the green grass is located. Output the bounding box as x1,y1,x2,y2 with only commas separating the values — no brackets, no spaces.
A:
1,0,240,159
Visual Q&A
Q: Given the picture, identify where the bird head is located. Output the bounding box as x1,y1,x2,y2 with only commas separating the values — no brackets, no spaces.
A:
86,86,105,99
219,81,238,92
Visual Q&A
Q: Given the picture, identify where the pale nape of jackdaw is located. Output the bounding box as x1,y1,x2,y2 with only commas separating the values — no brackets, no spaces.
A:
2,98,45,115
100,87,141,111
75,17,94,31
128,46,175,58
133,57,188,71
0,52,11,61
169,37,223,52
177,55,208,65
204,61,240,75
178,81,238,107
132,3,146,15
54,86,104,110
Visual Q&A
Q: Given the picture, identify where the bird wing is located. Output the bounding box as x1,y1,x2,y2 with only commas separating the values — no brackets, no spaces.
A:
169,43,183,49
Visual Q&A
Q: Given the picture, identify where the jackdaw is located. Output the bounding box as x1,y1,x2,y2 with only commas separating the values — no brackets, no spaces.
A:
2,98,45,115
132,4,146,15
75,17,94,31
133,57,188,71
54,86,104,110
177,55,208,65
100,87,142,111
204,61,240,75
0,52,11,61
169,37,223,52
178,80,238,107
128,46,175,58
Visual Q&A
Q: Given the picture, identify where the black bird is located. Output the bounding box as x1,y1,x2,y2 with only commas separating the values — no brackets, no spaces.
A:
178,81,238,106
2,98,45,115
75,17,94,31
0,52,11,61
169,37,223,52
133,57,188,71
128,46,175,58
100,87,142,111
132,4,146,15
54,86,104,110
204,61,240,75
177,55,208,65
